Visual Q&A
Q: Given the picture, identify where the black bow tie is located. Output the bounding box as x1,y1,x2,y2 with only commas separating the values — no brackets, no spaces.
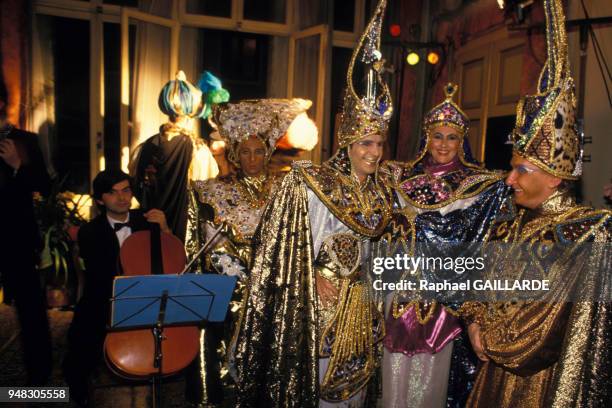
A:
114,222,130,232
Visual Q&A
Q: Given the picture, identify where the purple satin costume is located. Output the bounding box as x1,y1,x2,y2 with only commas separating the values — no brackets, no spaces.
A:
383,304,461,356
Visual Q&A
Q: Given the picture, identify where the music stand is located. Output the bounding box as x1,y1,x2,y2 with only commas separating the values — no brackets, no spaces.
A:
108,274,236,407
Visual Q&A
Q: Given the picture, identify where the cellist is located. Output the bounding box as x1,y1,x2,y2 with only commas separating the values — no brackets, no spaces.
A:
62,169,170,407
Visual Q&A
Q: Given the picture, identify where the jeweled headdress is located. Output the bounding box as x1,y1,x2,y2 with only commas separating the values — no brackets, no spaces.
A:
411,83,480,168
511,0,582,180
423,83,469,135
336,0,393,148
211,98,314,165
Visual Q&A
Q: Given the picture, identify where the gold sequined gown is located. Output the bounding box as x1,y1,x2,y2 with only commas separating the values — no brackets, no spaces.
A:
185,171,280,405
235,149,393,408
461,191,611,407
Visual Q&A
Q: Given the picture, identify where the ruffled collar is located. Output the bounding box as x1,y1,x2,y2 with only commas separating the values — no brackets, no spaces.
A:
386,159,502,209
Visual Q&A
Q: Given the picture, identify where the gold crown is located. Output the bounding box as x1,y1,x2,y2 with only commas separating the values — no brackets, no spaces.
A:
337,0,393,148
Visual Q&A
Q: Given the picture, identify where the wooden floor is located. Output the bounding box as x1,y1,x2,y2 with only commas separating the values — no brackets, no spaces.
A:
0,303,188,407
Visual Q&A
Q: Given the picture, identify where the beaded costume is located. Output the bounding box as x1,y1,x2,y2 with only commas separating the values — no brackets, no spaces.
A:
460,1,611,406
234,1,393,406
461,191,611,408
378,84,512,408
186,98,313,405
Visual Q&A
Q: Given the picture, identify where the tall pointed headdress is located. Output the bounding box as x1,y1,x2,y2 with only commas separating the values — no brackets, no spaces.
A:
511,0,582,180
336,0,393,148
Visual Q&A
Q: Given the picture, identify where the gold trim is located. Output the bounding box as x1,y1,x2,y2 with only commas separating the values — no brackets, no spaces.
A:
299,165,392,238
515,152,580,181
395,171,504,210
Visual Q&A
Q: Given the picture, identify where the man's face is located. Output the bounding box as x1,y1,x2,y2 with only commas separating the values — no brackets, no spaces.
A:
506,154,561,209
428,125,461,165
238,135,267,177
97,179,132,217
348,133,385,182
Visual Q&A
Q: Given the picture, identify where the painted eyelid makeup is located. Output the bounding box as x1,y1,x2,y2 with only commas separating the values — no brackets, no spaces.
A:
515,165,537,174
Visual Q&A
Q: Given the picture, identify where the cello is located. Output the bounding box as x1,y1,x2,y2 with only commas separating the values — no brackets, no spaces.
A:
103,223,201,408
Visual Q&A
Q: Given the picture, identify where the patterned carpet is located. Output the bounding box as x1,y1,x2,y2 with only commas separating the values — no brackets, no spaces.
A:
0,303,186,407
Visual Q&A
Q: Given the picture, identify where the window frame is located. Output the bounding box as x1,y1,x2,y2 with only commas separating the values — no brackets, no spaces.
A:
31,0,366,186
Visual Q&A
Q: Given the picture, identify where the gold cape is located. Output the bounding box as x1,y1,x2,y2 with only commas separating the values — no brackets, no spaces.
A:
235,155,392,407
185,172,280,405
461,191,611,407
234,166,319,407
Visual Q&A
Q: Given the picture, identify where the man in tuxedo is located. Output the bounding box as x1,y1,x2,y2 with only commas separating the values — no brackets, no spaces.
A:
63,169,170,406
0,92,53,386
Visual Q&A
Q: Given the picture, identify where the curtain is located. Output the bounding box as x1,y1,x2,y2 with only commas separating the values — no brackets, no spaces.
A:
130,14,172,148
0,0,27,127
30,14,57,178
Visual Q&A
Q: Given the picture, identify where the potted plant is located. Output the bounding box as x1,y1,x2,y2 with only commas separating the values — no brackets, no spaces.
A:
34,176,89,308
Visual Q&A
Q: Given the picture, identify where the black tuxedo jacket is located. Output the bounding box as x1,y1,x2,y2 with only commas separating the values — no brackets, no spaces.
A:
66,209,151,383
77,209,150,303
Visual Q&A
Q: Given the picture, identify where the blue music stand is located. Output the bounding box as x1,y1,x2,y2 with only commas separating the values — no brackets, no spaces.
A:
108,273,236,407
109,274,236,329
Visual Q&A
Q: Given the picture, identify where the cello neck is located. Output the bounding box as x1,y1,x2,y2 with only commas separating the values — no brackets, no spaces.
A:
149,222,163,275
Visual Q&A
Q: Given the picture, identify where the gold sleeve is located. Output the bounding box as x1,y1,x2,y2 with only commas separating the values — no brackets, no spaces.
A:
480,301,572,376
458,301,488,326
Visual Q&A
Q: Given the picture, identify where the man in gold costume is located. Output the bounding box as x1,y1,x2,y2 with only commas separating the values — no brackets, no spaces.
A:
234,1,394,406
186,98,316,406
461,0,611,406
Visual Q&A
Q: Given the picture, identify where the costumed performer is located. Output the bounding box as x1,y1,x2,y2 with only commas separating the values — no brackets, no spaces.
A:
185,98,316,405
235,0,394,406
131,70,229,241
379,84,512,407
460,0,611,406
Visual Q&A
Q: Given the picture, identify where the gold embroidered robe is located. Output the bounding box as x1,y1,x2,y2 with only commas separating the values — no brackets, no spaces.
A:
235,153,393,408
461,192,611,408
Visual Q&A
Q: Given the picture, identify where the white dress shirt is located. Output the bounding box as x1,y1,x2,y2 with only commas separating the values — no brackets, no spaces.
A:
107,213,132,247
